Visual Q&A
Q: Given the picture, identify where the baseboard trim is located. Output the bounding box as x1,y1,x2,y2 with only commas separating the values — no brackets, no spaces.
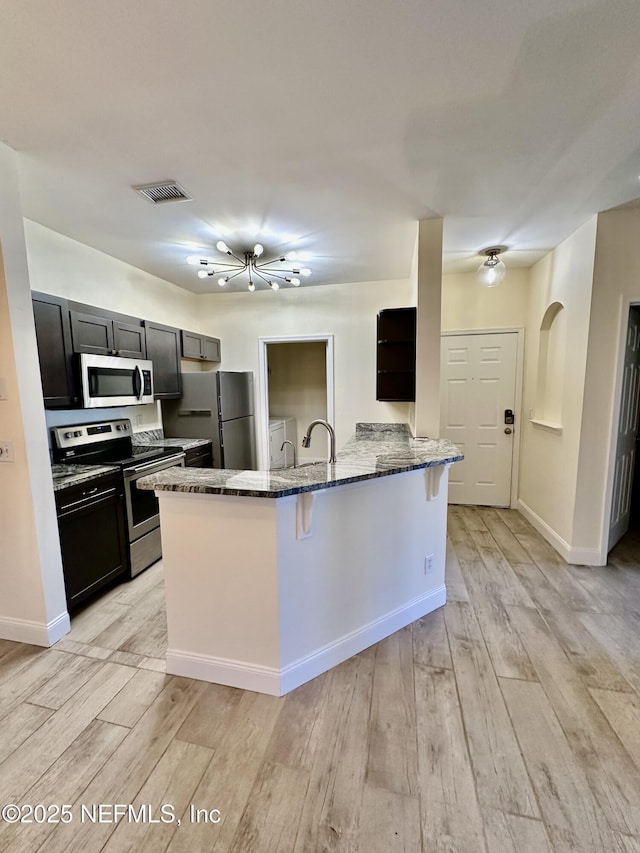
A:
167,585,447,696
280,585,447,694
517,500,603,566
166,651,282,695
0,609,70,647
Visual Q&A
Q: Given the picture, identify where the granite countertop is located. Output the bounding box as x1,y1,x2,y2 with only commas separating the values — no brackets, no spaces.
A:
137,423,463,499
132,436,212,451
51,463,120,492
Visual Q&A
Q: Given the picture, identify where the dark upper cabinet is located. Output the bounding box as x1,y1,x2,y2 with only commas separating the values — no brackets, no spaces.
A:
181,330,203,360
144,321,182,399
113,321,147,358
181,330,221,362
32,291,79,408
202,336,221,362
376,307,417,402
69,308,146,358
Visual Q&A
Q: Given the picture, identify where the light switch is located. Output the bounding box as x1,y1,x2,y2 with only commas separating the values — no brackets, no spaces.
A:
0,378,7,400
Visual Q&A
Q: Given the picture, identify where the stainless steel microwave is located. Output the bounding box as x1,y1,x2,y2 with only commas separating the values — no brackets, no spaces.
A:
79,353,154,408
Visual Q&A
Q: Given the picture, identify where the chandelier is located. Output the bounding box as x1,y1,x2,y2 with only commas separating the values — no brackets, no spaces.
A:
187,242,312,292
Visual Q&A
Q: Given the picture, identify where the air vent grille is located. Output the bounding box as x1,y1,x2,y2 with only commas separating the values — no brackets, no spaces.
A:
133,181,192,204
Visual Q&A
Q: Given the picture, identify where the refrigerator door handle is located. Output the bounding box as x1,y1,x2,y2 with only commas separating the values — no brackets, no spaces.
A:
177,409,212,417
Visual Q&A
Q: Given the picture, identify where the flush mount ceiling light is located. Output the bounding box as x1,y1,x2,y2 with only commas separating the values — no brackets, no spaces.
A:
477,246,507,287
186,242,312,292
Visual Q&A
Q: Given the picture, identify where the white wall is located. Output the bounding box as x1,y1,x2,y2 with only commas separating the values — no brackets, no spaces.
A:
442,268,530,331
198,278,414,457
0,144,68,645
518,216,597,555
267,341,327,462
413,219,443,438
25,220,202,433
25,220,201,329
573,207,640,558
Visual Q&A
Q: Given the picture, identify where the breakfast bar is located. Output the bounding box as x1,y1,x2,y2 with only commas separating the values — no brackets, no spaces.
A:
138,423,462,696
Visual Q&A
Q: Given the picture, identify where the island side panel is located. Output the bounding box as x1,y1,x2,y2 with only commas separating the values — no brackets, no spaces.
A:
157,490,282,695
275,467,449,693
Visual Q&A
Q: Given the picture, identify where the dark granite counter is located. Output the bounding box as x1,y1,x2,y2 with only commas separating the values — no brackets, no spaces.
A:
51,463,119,492
133,436,212,452
137,423,462,499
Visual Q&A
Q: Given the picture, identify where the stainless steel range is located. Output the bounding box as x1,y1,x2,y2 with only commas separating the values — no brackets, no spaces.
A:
51,418,185,576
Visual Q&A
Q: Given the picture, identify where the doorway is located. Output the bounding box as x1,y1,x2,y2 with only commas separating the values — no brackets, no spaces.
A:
440,329,523,507
257,335,334,470
608,305,640,550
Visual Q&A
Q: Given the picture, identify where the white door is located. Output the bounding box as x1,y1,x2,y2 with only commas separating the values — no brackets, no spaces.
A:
609,307,640,550
440,332,518,506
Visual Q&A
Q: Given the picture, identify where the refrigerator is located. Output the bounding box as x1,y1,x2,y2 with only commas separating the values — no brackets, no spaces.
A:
161,371,257,470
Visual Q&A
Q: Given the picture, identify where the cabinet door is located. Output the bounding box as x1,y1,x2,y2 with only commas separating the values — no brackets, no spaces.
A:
184,445,213,467
113,321,146,359
56,482,128,609
181,330,203,359
145,322,182,399
70,310,114,355
32,292,79,407
202,336,221,362
181,330,221,362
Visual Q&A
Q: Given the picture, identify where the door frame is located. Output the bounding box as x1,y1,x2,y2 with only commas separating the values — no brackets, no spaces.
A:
257,334,335,471
441,327,525,509
602,299,640,561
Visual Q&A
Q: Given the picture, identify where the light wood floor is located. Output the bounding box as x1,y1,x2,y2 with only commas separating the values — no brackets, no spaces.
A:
2,507,640,851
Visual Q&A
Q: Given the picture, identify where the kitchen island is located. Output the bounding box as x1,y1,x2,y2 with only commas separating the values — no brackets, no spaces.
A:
138,423,462,695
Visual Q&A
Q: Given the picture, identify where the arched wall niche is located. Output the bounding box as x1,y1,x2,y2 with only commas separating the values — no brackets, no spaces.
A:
535,301,565,428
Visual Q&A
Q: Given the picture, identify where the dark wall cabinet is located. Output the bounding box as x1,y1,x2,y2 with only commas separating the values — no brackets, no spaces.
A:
184,443,213,468
32,292,79,407
55,472,128,611
144,322,182,399
69,309,146,358
32,292,222,408
376,307,416,402
181,330,221,362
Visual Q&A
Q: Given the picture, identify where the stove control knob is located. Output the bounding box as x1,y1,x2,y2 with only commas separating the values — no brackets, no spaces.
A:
63,431,73,439
74,430,83,437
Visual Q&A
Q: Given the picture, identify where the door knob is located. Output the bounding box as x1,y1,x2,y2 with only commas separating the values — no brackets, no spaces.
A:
504,427,512,434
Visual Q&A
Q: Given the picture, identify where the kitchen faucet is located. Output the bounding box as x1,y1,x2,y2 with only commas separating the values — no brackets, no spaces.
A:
301,419,337,463
280,439,297,468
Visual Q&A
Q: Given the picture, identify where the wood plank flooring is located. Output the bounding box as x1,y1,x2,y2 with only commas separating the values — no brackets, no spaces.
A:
1,506,640,851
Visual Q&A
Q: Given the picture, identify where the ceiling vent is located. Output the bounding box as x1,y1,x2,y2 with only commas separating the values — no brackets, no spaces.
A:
132,181,192,204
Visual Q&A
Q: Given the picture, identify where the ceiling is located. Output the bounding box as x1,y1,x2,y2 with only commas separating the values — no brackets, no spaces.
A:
3,0,640,294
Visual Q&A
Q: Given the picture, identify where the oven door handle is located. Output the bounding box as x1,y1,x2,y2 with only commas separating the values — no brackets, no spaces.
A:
126,453,185,477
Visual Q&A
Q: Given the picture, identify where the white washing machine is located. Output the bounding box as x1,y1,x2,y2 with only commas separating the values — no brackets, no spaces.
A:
269,417,297,468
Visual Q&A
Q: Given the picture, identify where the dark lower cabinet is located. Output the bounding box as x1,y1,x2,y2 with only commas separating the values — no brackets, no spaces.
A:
184,444,213,467
144,321,182,399
55,473,128,611
32,292,79,407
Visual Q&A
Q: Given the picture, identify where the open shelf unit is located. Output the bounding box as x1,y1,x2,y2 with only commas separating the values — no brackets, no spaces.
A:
376,307,416,402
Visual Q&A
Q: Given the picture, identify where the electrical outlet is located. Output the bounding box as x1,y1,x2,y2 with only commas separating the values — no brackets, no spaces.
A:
0,441,15,462
424,554,434,574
